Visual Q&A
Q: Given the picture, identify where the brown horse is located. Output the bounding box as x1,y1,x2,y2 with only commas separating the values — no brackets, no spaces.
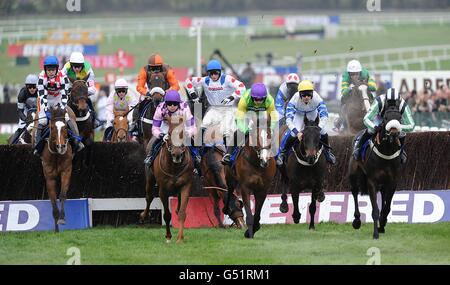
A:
225,120,276,238
140,116,194,243
279,115,327,230
41,105,74,232
68,80,94,146
112,110,129,142
348,104,403,239
201,146,245,228
343,80,372,136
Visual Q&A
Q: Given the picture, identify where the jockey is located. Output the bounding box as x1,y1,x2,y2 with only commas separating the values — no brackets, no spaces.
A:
353,88,415,164
185,59,246,147
35,55,84,156
221,82,278,166
10,74,39,144
334,59,377,131
276,80,336,165
61,51,97,124
132,53,179,136
143,90,202,175
103,78,138,141
275,73,301,120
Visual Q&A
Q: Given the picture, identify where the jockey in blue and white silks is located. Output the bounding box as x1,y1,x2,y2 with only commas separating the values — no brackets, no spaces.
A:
275,73,300,121
276,80,336,165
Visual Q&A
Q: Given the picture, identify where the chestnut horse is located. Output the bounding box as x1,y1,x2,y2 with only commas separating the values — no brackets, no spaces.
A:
225,119,276,238
41,105,74,232
140,116,194,243
112,110,129,142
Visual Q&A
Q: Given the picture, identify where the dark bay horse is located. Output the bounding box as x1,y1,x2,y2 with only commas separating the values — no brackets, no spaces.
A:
348,104,403,239
68,80,94,146
112,110,129,143
201,146,245,228
343,81,371,135
137,92,165,148
279,115,327,230
225,120,276,238
41,105,74,232
140,116,194,243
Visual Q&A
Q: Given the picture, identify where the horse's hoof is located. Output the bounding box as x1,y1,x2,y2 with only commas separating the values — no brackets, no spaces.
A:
316,192,325,203
352,219,361,229
292,214,301,224
309,225,315,230
373,233,379,240
279,202,288,213
176,239,184,244
378,227,385,234
57,219,66,225
166,239,172,243
244,229,253,239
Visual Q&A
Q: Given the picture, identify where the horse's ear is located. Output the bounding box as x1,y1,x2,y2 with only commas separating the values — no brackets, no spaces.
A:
315,114,320,125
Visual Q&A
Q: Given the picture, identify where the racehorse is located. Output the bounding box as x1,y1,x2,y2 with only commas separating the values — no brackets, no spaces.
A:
279,115,327,230
140,116,194,243
201,145,245,228
137,92,165,148
343,80,371,135
8,105,37,145
225,118,276,238
68,80,94,147
111,110,129,143
348,103,403,239
40,105,74,232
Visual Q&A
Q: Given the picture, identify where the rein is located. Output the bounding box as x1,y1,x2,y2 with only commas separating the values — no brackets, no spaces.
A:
157,142,191,179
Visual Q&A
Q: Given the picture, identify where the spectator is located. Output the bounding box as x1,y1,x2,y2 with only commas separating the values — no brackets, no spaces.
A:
240,61,256,88
3,83,10,103
375,74,386,96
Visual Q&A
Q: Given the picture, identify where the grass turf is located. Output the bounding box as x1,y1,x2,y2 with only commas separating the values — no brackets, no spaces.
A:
1,222,449,265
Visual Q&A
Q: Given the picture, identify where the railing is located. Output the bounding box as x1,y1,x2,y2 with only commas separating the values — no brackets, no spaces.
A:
301,45,450,72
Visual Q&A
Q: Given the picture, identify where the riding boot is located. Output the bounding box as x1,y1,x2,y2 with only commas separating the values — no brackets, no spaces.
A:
189,147,202,176
320,134,336,165
130,107,140,137
33,124,45,156
276,133,297,166
10,128,25,144
144,138,162,167
103,126,113,142
353,129,372,160
399,135,407,164
67,119,85,152
221,146,236,166
87,97,97,127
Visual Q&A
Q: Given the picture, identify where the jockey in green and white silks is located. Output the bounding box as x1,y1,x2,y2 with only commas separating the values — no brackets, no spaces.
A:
353,88,415,164
276,80,336,165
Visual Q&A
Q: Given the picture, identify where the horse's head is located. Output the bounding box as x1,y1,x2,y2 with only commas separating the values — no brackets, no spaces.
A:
380,102,403,145
166,115,187,164
70,80,89,117
113,110,129,142
49,105,69,155
149,87,165,107
301,115,322,164
249,117,273,168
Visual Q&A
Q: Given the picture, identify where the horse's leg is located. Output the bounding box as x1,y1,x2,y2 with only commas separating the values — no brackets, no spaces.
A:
279,176,289,213
161,192,172,242
291,188,301,224
349,173,362,229
379,185,395,234
368,180,380,239
252,189,267,235
58,167,72,225
139,173,155,223
213,191,224,228
176,185,191,244
241,187,254,239
309,192,317,230
46,175,60,232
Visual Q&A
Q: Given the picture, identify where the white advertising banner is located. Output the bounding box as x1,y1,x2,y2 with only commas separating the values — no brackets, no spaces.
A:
392,71,450,94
